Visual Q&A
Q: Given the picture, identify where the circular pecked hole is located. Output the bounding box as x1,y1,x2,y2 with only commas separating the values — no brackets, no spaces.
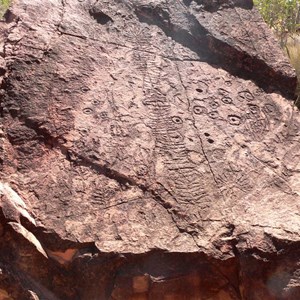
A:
196,88,203,93
210,101,219,109
207,138,214,144
171,116,183,124
204,132,210,137
193,105,205,115
228,114,242,126
83,107,94,115
208,111,219,119
221,96,233,104
92,99,101,105
81,87,90,92
78,127,89,136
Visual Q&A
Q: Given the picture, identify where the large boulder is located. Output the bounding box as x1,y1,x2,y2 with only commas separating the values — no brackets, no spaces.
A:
0,0,300,299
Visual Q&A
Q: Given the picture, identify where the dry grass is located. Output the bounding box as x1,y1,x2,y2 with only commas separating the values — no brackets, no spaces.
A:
285,35,300,94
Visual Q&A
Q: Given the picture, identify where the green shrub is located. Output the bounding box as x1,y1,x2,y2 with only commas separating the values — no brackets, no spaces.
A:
0,0,11,18
254,1,300,96
253,0,300,38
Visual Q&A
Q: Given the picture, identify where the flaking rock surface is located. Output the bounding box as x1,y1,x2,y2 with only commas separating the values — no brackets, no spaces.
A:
1,0,300,299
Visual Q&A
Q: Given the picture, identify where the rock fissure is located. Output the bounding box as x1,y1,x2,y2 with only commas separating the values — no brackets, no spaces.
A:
135,2,296,99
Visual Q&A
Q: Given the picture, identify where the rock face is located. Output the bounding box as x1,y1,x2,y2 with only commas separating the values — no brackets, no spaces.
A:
1,0,300,299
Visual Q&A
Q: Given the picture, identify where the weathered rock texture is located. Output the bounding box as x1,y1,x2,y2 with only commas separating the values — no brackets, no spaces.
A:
1,0,300,299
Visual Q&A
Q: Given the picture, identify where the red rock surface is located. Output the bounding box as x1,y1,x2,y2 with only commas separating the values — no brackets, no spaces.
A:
0,0,300,299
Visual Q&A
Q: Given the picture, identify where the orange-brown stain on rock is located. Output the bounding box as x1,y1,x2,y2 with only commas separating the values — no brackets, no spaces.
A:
133,275,150,292
0,289,12,300
46,248,78,265
131,275,150,300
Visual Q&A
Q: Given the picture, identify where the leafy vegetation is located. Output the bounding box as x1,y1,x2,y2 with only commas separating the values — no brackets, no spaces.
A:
253,0,300,39
254,0,300,96
0,0,10,18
